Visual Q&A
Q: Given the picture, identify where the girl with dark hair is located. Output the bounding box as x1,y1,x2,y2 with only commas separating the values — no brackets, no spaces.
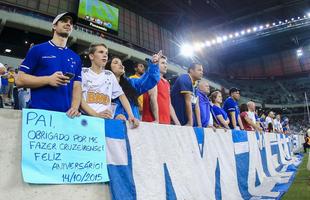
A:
106,56,160,119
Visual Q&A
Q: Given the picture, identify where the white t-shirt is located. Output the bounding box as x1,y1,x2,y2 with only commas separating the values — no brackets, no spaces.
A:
247,111,256,124
265,116,274,131
274,119,283,132
82,68,124,113
265,116,273,124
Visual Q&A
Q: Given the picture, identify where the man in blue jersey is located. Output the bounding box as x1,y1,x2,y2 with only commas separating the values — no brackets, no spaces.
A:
171,63,202,127
223,88,244,130
15,12,81,118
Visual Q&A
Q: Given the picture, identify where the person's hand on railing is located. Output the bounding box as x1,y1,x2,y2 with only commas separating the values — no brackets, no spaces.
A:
208,125,217,132
128,116,139,129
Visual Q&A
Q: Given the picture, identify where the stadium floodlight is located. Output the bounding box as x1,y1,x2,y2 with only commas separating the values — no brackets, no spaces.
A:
241,30,245,35
253,27,257,32
180,44,194,57
297,49,303,57
285,19,288,23
272,22,276,26
279,21,282,24
5,49,11,53
307,13,310,17
298,17,301,20
234,32,239,37
222,35,228,41
259,25,264,30
229,34,234,38
265,23,270,28
216,37,223,43
193,42,204,51
211,39,216,44
304,15,307,18
205,41,211,47
291,18,295,21
247,29,251,33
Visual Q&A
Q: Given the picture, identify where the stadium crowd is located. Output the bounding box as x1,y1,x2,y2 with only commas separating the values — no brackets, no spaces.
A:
0,12,304,136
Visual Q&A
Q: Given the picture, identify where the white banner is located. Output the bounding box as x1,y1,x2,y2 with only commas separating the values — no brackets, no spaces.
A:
105,122,302,200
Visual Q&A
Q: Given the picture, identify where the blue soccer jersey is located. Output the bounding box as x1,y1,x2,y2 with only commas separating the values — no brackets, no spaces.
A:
197,89,211,127
223,96,240,129
20,40,82,112
171,74,196,126
212,104,228,127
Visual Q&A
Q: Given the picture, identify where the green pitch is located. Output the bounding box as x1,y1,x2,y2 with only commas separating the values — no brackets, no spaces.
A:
78,0,119,32
282,153,310,200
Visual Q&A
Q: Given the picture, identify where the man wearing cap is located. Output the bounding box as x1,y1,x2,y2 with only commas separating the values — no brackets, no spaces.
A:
15,12,81,117
223,88,244,130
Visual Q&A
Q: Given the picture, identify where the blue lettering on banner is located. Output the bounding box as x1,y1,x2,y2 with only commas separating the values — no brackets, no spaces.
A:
105,123,303,200
21,108,109,184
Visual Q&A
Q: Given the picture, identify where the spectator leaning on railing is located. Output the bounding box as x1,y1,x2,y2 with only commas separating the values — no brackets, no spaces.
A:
259,113,267,131
197,80,214,128
210,91,230,129
105,52,160,121
282,117,290,134
265,111,275,132
223,88,244,130
246,101,257,125
274,114,283,133
240,103,263,132
142,55,180,125
15,12,81,118
171,63,203,127
80,43,138,129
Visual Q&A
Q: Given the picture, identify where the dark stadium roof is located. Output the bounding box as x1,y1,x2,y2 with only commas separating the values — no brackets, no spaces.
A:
110,0,309,32
1,0,310,78
112,0,310,70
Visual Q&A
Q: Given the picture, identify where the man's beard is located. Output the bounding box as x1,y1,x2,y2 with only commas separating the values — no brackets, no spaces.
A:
58,32,69,38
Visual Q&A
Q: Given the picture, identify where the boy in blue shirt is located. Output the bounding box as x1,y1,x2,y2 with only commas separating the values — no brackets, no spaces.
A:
223,88,244,130
15,12,81,118
171,63,203,127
